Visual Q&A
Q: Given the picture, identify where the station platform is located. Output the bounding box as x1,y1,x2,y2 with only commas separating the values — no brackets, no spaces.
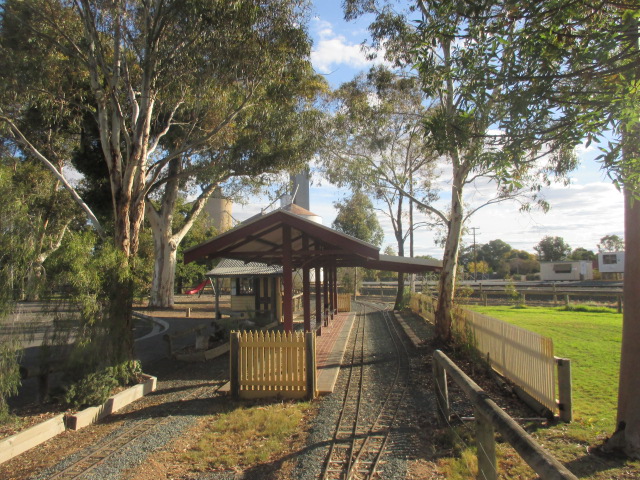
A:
316,311,355,395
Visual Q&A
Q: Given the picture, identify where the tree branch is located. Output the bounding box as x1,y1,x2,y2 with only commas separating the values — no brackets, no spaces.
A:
1,114,106,239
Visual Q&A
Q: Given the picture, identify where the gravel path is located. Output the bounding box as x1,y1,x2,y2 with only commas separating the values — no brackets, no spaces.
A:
12,356,230,480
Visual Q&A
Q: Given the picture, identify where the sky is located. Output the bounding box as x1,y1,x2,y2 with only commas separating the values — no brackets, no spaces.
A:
230,0,625,259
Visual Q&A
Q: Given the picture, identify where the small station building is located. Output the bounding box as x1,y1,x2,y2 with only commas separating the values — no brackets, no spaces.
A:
184,205,442,332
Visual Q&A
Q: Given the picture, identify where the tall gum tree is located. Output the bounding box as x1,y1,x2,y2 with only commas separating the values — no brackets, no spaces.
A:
433,0,640,459
343,1,574,341
1,0,321,361
320,67,438,309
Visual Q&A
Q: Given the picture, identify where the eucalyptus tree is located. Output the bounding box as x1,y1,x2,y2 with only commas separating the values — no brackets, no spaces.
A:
332,190,385,247
332,190,385,294
343,1,574,341
321,67,438,309
470,1,640,457
533,236,571,262
598,234,625,253
1,0,320,362
145,92,323,308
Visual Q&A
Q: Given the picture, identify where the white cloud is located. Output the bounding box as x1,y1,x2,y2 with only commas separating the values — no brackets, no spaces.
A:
310,18,385,74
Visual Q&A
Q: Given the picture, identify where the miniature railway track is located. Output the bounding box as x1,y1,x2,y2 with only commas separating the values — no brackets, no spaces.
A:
320,301,412,480
45,367,227,480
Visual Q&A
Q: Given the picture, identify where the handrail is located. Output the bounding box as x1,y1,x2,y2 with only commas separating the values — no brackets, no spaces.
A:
433,350,578,480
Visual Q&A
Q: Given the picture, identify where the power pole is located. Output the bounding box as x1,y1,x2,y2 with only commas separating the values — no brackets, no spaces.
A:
471,227,480,282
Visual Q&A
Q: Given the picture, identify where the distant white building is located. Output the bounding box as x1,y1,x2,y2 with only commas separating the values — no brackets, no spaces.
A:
598,251,624,279
540,261,593,282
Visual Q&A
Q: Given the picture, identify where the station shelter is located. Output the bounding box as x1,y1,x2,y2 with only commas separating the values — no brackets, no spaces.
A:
184,206,442,333
205,258,283,322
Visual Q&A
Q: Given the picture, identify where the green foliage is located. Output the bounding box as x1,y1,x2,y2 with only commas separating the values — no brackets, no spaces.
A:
63,370,118,410
63,360,142,409
569,247,596,261
47,231,145,366
0,336,21,423
534,235,572,262
597,234,624,253
332,190,384,246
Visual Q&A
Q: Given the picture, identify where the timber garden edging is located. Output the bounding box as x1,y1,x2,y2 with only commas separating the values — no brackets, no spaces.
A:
0,374,157,465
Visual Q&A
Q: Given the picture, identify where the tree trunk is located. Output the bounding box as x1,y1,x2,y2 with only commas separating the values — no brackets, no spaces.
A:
435,175,465,343
149,222,178,308
146,160,221,308
605,197,640,458
393,194,405,310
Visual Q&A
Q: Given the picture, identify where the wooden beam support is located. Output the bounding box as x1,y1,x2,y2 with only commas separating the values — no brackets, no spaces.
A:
303,236,311,332
282,225,293,333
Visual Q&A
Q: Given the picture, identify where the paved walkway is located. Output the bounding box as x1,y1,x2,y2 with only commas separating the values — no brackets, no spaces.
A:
316,311,355,394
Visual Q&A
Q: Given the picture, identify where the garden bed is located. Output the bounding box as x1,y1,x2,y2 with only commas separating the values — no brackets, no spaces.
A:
0,374,156,464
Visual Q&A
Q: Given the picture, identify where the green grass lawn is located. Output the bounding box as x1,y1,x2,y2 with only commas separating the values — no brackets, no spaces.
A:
469,305,622,439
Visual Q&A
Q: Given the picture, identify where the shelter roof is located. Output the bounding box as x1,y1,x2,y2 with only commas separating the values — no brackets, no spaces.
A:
184,207,442,273
206,259,282,278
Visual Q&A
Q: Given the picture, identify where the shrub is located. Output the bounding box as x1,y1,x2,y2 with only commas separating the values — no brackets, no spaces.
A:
63,360,142,409
64,370,118,410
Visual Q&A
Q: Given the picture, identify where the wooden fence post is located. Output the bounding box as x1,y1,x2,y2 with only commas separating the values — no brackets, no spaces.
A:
305,332,317,400
230,332,240,399
432,359,449,422
555,357,573,423
617,295,622,314
476,408,497,480
564,294,570,307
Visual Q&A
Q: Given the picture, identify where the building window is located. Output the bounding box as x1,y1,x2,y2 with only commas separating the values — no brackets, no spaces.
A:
235,277,254,296
553,263,572,273
602,254,618,265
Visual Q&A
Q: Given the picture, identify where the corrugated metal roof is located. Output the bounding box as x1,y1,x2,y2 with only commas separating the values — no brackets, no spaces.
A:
206,258,282,278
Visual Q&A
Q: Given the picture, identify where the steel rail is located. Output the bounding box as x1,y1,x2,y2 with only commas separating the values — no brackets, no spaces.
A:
45,366,228,480
345,302,412,480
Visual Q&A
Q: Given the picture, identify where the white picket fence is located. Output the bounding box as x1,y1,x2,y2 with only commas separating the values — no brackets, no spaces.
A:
411,294,557,413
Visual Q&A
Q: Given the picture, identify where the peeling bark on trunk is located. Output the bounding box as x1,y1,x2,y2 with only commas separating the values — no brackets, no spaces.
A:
435,170,465,343
147,158,221,308
394,194,405,310
149,222,178,308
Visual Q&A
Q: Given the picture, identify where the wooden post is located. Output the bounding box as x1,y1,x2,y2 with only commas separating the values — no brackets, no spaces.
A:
617,295,622,313
332,263,338,314
556,357,573,423
303,265,311,332
282,225,293,333
328,266,334,320
476,409,498,480
432,359,449,422
323,265,329,326
553,282,557,306
564,294,570,307
521,293,526,306
483,293,488,307
302,236,311,332
305,331,316,400
315,264,322,331
230,332,240,399
215,277,221,319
